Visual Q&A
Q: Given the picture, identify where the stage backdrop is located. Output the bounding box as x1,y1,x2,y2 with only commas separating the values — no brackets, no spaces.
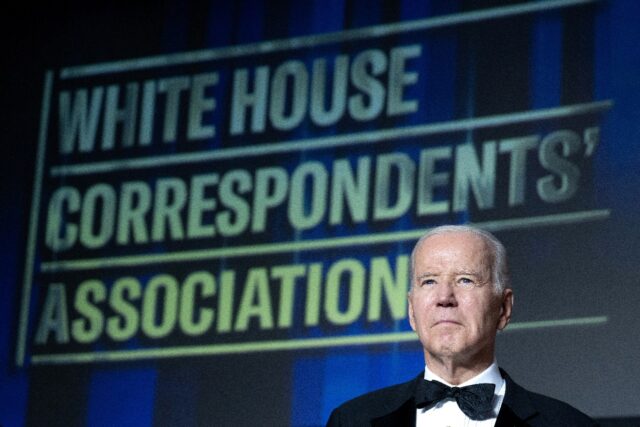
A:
1,1,639,426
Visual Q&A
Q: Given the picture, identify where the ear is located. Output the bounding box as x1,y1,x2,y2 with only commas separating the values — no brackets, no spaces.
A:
408,292,417,332
497,289,513,331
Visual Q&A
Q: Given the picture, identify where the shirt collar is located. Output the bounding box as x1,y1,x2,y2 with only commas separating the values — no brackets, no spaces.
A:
423,360,503,389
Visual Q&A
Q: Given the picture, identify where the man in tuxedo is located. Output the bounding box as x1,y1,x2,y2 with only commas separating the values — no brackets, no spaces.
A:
327,225,597,426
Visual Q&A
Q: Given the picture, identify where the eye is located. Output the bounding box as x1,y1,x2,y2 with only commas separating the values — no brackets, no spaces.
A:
457,277,475,288
420,278,436,287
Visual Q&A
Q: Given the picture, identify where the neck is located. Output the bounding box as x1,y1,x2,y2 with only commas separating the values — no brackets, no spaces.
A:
424,352,494,385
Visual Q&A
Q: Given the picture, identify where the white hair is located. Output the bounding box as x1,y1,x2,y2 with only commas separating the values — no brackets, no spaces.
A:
409,224,510,293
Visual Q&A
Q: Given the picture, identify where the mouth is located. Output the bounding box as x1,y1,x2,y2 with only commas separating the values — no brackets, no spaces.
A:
433,320,461,327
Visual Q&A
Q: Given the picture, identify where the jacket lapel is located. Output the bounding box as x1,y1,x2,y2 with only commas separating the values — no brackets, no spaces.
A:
496,369,539,426
371,398,416,427
371,374,421,426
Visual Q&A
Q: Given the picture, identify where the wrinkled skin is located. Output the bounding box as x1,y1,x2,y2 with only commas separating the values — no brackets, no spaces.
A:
408,231,513,384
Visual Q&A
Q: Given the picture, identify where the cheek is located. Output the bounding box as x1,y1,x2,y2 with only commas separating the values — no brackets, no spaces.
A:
459,296,496,326
408,299,417,330
409,295,432,328
465,299,500,332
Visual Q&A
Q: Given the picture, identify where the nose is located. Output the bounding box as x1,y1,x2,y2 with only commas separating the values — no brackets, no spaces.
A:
435,278,457,307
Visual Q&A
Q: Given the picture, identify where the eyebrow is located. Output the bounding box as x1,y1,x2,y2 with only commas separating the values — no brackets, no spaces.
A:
415,270,482,279
454,270,482,276
415,272,438,279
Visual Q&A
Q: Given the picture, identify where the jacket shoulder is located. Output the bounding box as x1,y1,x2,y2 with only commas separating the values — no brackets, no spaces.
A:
326,375,419,426
525,389,597,426
502,370,597,427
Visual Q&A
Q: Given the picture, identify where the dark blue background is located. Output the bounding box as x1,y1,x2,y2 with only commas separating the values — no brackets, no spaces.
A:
1,1,639,425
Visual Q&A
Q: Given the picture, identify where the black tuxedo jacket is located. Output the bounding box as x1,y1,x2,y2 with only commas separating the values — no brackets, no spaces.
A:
326,370,597,426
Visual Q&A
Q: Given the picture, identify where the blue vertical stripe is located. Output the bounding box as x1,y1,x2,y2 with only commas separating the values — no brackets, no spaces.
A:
291,356,325,426
321,352,370,422
86,367,157,427
531,12,562,109
0,191,28,427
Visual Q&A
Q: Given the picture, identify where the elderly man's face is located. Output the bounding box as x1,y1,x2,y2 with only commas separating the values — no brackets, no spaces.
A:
408,231,513,366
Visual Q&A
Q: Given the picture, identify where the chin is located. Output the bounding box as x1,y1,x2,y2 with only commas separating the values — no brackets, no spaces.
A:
428,340,462,357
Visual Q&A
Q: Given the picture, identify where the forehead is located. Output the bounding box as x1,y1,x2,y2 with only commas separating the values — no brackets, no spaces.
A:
413,231,492,271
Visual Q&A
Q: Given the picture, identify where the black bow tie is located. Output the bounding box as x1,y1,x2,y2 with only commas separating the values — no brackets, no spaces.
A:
415,379,496,420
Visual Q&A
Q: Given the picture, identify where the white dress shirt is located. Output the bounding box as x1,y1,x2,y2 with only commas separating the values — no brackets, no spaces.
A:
415,361,506,427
